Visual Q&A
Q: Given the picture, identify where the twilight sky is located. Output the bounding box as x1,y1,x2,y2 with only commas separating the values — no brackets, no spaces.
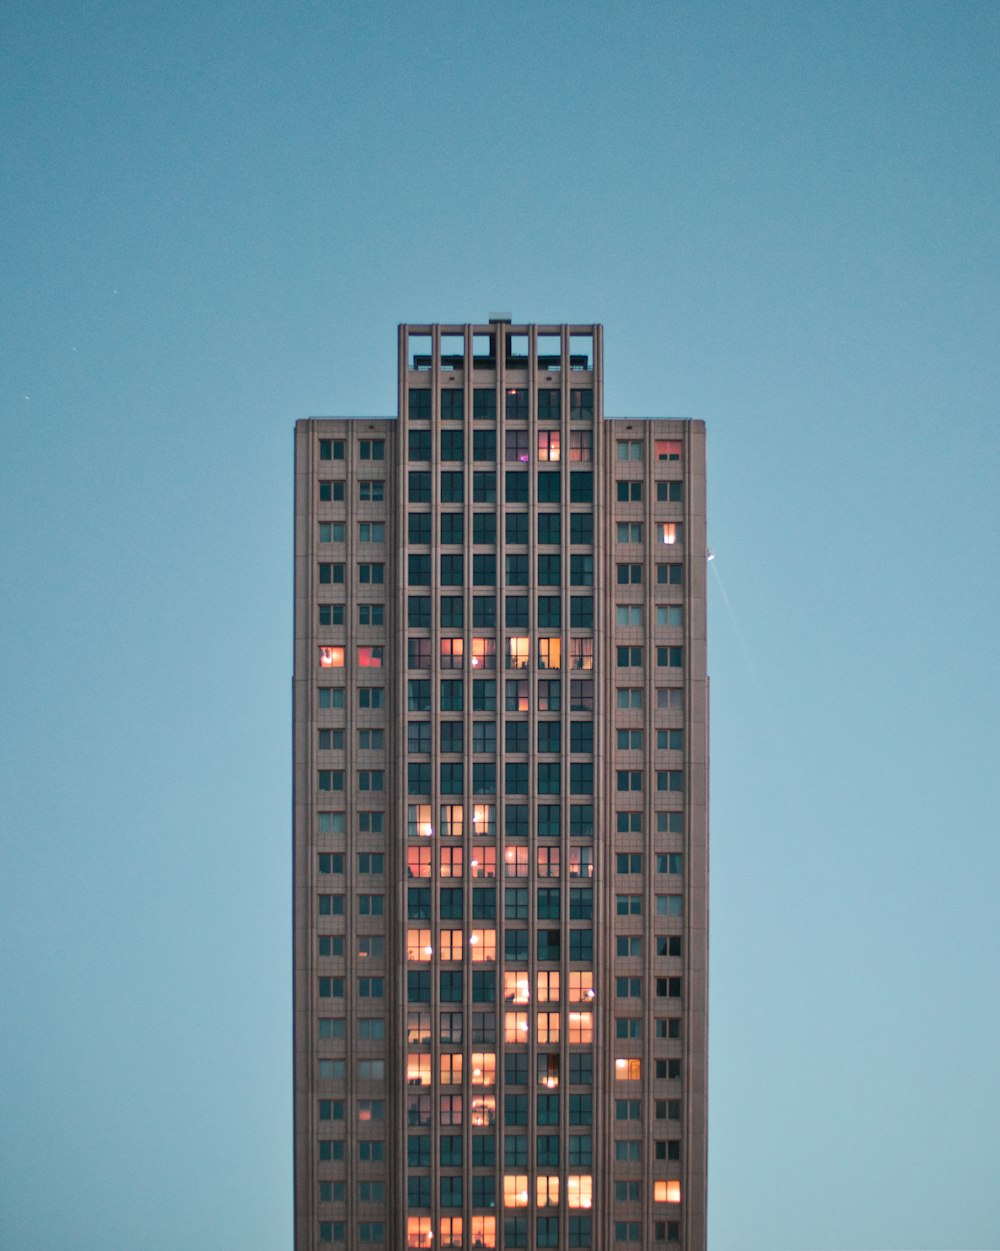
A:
2,3,999,1249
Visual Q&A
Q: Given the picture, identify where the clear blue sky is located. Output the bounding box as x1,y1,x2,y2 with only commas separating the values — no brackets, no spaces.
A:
2,3,998,1248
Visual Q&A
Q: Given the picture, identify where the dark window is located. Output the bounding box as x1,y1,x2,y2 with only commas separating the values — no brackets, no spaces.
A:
408,429,431,462
570,555,593,585
440,512,463,545
473,389,496,420
506,388,528,420
440,429,464,462
472,512,496,544
473,470,496,502
440,471,464,503
657,563,683,585
537,721,561,753
537,554,561,585
570,595,593,627
473,430,496,461
570,471,593,502
408,388,430,420
657,480,683,502
473,553,496,585
538,596,561,628
506,595,529,628
570,389,593,421
506,470,528,503
440,390,463,421
408,512,431,544
538,512,561,544
319,439,344,461
440,595,463,628
473,595,496,627
538,389,560,421
570,513,593,545
440,554,464,585
408,470,431,502
538,471,560,503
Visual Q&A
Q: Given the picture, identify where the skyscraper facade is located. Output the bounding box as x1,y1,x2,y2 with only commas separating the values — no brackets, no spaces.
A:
293,322,707,1251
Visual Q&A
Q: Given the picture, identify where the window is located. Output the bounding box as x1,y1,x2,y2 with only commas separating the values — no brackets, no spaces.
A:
617,687,642,709
358,603,384,626
616,563,642,584
656,770,684,793
358,522,384,543
570,389,593,421
440,679,463,711
358,770,384,791
440,554,463,586
569,639,593,671
440,512,463,545
538,388,560,420
538,637,561,670
617,522,642,543
616,895,642,916
505,429,529,463
473,470,496,502
570,680,593,711
570,596,593,628
473,596,496,627
409,429,431,461
537,429,560,461
570,471,593,502
318,564,344,586
440,471,464,503
617,604,642,626
318,605,345,626
617,439,642,461
617,479,642,501
537,512,561,545
319,439,345,461
319,522,345,543
318,729,345,751
657,646,683,668
569,430,592,461
440,429,464,461
318,771,344,791
657,563,683,585
506,678,529,712
358,562,384,584
537,554,560,586
409,470,431,502
656,894,684,916
538,470,560,503
505,636,530,670
617,770,642,792
617,729,643,751
617,646,643,667
357,646,383,668
570,513,593,545
319,480,345,502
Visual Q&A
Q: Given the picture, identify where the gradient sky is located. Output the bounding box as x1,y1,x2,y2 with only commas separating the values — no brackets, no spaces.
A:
2,3,999,1249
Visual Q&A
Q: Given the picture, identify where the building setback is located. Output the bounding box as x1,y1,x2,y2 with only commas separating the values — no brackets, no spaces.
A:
293,322,707,1251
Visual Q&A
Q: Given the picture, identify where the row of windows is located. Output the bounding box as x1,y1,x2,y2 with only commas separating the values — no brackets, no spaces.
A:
317,848,682,886
406,553,596,586
318,433,681,465
407,720,597,754
318,1094,682,1126
407,428,596,463
404,762,600,796
408,595,595,630
409,387,593,423
408,510,594,546
317,474,681,506
313,804,680,843
317,1132,679,1166
409,469,593,504
313,681,681,716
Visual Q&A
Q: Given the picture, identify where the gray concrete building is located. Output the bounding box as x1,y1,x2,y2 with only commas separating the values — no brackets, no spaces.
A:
293,322,707,1251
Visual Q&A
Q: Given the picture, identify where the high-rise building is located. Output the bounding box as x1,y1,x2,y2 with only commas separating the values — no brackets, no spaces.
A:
293,322,707,1251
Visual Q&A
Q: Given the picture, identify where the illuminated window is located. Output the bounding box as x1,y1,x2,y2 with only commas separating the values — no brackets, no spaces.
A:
504,1176,530,1208
537,846,561,877
439,929,463,961
506,429,530,462
537,1053,560,1090
441,637,464,669
654,1180,682,1203
567,972,594,1003
407,846,431,878
471,847,496,878
407,1217,432,1249
504,1010,529,1043
536,1175,559,1207
504,972,531,1004
567,1175,592,1209
407,1054,431,1086
536,970,561,1002
567,1012,593,1044
506,677,529,711
439,1217,463,1249
538,637,562,670
472,803,495,837
615,1058,642,1081
407,1010,431,1046
471,637,496,670
659,522,683,545
440,1053,463,1085
505,636,530,669
319,646,345,669
471,1052,496,1086
471,929,496,961
569,638,593,671
407,804,433,838
470,1095,496,1126
504,846,528,878
357,646,383,668
407,929,432,961
471,1215,496,1249
440,846,464,878
655,440,682,461
568,847,593,878
537,1011,560,1043
538,430,561,462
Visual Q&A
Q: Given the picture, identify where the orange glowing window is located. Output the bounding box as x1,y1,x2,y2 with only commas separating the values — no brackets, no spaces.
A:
407,1053,431,1086
439,929,463,961
407,1009,431,1046
472,803,495,837
504,1175,529,1208
536,1175,559,1206
440,1053,463,1085
470,1215,496,1248
536,971,560,1003
537,846,561,877
471,638,496,669
319,646,345,668
470,929,496,961
470,847,496,878
407,1216,433,1249
406,846,432,878
615,1057,642,1080
504,1010,529,1043
504,972,531,1004
470,1052,496,1086
567,1011,593,1044
568,972,595,1004
505,636,530,669
470,1094,496,1126
440,804,464,838
407,929,432,961
537,1011,560,1043
538,637,562,670
538,430,561,462
656,439,682,461
440,846,464,878
537,1052,559,1088
654,1180,682,1203
357,645,383,667
504,845,528,878
567,1175,593,1209
439,1217,463,1249
408,803,433,838
660,522,682,546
